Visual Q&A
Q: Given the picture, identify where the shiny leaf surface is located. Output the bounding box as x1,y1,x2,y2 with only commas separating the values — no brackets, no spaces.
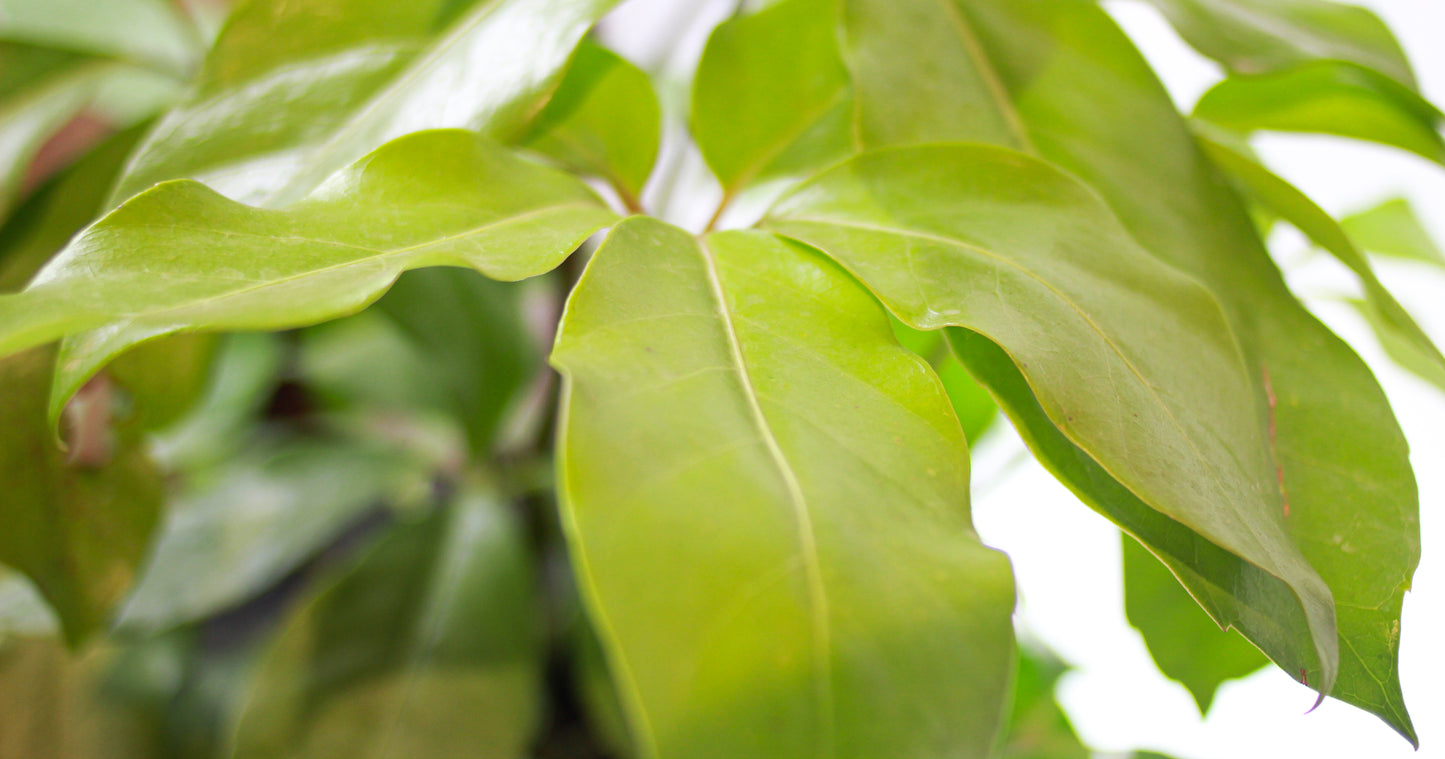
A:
0,130,616,412
111,0,619,208
554,217,1016,758
764,142,1336,690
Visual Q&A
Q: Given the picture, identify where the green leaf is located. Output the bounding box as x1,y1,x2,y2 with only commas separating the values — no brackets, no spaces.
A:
0,569,57,639
0,129,615,417
520,41,661,210
1138,0,1419,89
117,441,429,635
1196,128,1445,384
890,319,997,445
763,142,1336,690
1341,197,1445,267
111,0,620,208
995,647,1089,759
1193,62,1445,164
554,217,1016,758
0,346,163,645
1350,297,1445,394
831,0,1419,741
0,0,199,76
230,485,545,759
692,0,852,202
1123,534,1268,713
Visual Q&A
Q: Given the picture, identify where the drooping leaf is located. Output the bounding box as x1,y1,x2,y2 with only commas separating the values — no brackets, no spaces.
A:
229,485,545,759
995,647,1089,759
832,0,1418,740
1196,129,1445,383
691,0,852,202
110,0,620,208
1193,63,1445,165
1138,0,1419,89
0,346,162,645
0,129,616,418
0,0,199,76
117,440,431,635
1123,534,1268,713
554,217,1016,758
763,143,1336,689
520,41,661,210
1341,197,1445,268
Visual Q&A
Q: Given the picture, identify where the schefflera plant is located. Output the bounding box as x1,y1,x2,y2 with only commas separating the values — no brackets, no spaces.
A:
0,0,1439,756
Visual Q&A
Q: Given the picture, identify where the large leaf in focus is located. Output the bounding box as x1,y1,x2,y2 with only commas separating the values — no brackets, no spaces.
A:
111,0,619,208
1139,0,1418,88
1193,63,1445,164
889,321,997,445
0,0,198,76
764,143,1336,687
0,636,164,758
520,41,660,210
555,217,1016,758
691,0,852,203
0,130,616,414
1341,198,1445,268
1123,534,1268,713
229,486,544,759
1196,130,1445,383
834,0,1418,740
0,346,162,645
117,441,429,635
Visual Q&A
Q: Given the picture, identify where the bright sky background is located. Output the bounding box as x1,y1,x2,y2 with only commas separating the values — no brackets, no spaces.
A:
604,1,1445,756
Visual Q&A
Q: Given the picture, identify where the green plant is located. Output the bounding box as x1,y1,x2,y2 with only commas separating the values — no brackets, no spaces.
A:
0,0,1439,756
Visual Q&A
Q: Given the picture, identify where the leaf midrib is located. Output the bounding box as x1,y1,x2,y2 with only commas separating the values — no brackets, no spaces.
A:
698,237,836,759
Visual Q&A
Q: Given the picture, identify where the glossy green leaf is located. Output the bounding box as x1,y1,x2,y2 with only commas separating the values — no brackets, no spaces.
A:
764,143,1336,690
1193,62,1445,164
520,41,660,210
1138,0,1418,88
1123,534,1268,713
832,0,1418,740
0,0,198,76
0,129,616,417
117,441,429,635
1197,129,1445,383
229,486,544,759
0,346,162,645
111,0,619,208
555,216,1016,758
1341,197,1445,267
995,648,1088,759
691,0,852,201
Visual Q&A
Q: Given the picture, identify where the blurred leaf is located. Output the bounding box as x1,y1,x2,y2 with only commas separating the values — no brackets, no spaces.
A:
1123,534,1268,713
995,648,1088,759
692,0,852,201
554,218,1016,758
765,143,1336,692
1197,128,1445,384
150,332,284,471
230,485,545,759
889,319,997,444
1139,0,1418,88
1193,62,1445,164
0,347,162,646
0,570,58,639
1341,197,1445,267
831,0,1419,741
0,130,616,418
520,41,660,209
0,636,164,758
111,0,620,208
0,0,198,76
1350,298,1445,393
117,441,429,635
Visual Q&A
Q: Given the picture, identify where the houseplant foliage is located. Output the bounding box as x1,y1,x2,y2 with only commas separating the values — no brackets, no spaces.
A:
0,0,1438,755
